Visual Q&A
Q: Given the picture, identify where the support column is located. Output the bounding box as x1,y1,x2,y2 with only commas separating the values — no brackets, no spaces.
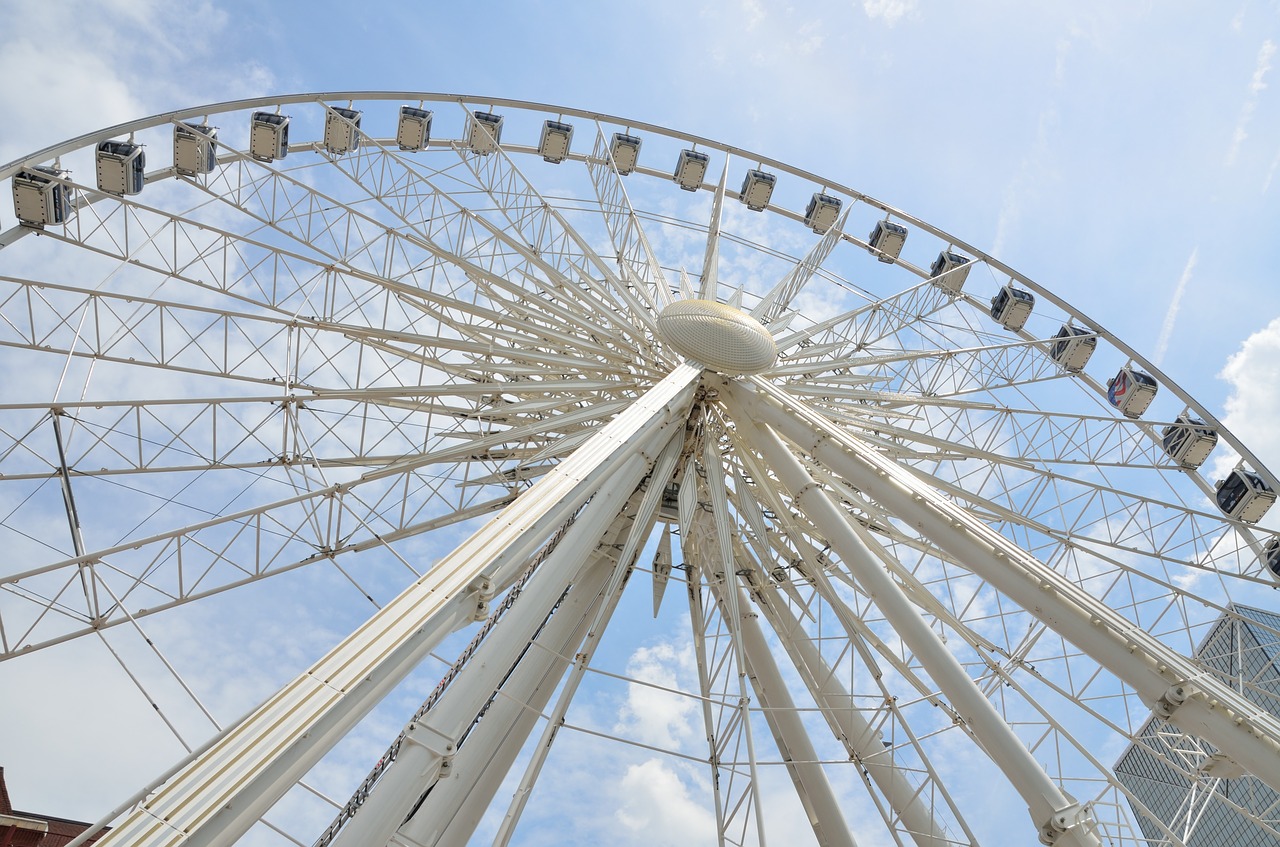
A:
696,439,770,847
739,375,1280,799
724,389,1101,847
97,364,700,847
488,437,685,847
52,411,99,621
715,579,860,847
750,577,961,847
331,437,676,847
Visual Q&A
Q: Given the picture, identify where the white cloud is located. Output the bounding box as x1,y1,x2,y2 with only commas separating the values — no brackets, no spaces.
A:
1054,37,1072,83
0,1,274,165
1152,247,1198,367
615,759,717,843
0,39,146,165
1212,315,1280,484
613,639,701,750
1225,38,1276,166
792,20,827,55
861,0,918,26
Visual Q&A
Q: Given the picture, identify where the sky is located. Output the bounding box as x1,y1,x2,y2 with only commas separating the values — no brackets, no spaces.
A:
3,1,1280,844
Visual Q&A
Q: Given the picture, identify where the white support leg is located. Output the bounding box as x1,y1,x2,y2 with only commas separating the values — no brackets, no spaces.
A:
96,364,699,847
699,439,770,847
712,578,860,847
393,524,629,846
488,436,684,847
685,528,735,847
739,375,1280,800
331,436,674,847
724,389,1101,847
749,577,961,847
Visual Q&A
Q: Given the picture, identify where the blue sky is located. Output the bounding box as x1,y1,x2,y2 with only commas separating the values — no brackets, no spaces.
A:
3,1,1280,843
4,0,1279,421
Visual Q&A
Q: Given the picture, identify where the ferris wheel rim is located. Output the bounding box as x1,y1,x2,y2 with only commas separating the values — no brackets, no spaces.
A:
2,91,1278,847
2,90,1271,493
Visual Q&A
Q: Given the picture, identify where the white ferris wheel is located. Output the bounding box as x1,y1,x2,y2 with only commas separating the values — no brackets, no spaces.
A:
2,93,1280,847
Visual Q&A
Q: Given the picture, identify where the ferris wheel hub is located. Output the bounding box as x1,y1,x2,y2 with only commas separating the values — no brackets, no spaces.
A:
656,299,777,375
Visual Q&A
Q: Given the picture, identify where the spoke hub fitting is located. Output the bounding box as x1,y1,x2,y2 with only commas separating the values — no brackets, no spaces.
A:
657,299,777,375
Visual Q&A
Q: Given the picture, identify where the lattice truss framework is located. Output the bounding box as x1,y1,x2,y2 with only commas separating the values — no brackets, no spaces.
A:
1,94,1279,847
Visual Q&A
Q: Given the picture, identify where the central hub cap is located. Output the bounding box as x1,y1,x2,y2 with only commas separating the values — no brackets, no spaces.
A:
656,299,777,375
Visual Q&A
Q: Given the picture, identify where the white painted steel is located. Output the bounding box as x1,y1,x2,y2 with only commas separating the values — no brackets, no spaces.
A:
728,394,1102,847
7,93,1280,847
92,366,699,847
413,493,662,846
489,436,683,846
334,483,646,847
721,578,859,847
748,578,960,847
657,299,778,375
740,377,1280,795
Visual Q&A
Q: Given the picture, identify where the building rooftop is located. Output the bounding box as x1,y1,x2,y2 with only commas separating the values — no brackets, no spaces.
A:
0,767,108,847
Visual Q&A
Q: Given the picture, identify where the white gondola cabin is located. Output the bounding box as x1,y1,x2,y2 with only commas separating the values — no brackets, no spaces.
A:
739,169,776,211
96,140,146,196
397,106,432,152
1049,325,1096,372
990,283,1034,331
468,111,503,155
930,251,970,294
1215,469,1276,523
868,220,907,263
1161,414,1217,469
174,123,218,176
538,120,574,163
610,133,641,175
1106,366,1158,418
250,112,290,162
325,107,362,155
804,193,841,234
1264,537,1280,582
673,149,708,191
12,166,73,227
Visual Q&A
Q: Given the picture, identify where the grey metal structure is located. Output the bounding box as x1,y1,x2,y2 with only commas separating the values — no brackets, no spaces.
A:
1,93,1279,847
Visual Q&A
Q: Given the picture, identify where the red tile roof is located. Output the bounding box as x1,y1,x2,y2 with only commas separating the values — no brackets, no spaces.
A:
0,768,108,847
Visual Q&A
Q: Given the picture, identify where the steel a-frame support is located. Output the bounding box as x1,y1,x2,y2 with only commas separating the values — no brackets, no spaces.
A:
749,575,965,847
724,385,1103,847
94,364,700,847
389,439,686,846
734,375,1280,829
336,478,658,847
712,577,860,847
698,437,858,847
488,437,685,847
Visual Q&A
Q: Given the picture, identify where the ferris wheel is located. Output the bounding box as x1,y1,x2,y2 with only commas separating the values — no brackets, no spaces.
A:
3,93,1280,847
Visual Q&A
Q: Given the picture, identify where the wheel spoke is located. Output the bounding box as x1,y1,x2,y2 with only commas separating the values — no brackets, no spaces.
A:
3,94,1277,847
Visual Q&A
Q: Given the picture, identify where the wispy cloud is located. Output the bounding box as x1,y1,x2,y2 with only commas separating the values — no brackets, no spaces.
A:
1264,143,1280,193
615,759,717,841
1152,247,1198,367
1225,38,1276,166
991,107,1061,257
613,638,700,750
862,0,918,26
741,0,766,29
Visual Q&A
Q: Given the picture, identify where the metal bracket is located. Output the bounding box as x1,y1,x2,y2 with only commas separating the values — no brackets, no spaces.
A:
1037,803,1096,846
469,576,495,621
1154,684,1189,719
